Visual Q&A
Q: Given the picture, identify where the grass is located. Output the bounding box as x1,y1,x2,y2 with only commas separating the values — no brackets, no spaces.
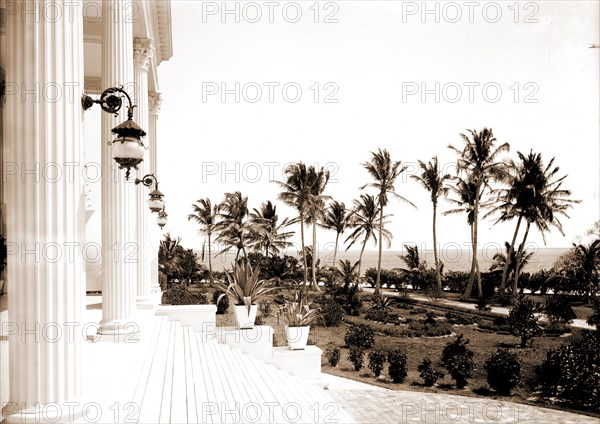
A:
191,284,598,417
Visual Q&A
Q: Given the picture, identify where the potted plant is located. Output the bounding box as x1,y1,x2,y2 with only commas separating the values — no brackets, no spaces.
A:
215,258,276,329
279,292,320,350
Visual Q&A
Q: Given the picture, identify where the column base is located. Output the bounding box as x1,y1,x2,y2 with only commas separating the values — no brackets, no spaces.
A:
136,295,155,309
2,399,83,423
94,319,141,342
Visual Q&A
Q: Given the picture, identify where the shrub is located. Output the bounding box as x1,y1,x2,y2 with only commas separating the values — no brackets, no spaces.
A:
444,311,477,326
418,358,444,386
325,345,341,367
344,324,375,349
365,309,401,325
333,284,363,316
162,284,209,305
212,290,229,314
535,330,600,409
545,295,576,325
348,346,364,371
534,348,563,399
484,349,521,395
365,268,403,288
496,291,514,307
587,297,600,326
507,294,542,347
387,349,408,383
371,295,395,310
423,312,437,324
368,350,386,377
407,321,453,338
441,334,476,388
317,297,344,327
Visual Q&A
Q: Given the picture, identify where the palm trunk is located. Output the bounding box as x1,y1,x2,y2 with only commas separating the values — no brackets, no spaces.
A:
357,237,368,280
311,217,320,291
513,221,531,295
333,232,340,267
300,212,308,286
501,215,522,292
375,207,384,296
463,186,480,299
433,201,442,291
208,233,213,283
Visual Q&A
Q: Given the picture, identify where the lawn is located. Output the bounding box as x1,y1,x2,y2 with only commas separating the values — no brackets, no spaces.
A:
189,284,598,418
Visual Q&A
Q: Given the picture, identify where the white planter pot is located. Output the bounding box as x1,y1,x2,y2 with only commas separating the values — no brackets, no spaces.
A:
285,325,310,350
234,304,258,329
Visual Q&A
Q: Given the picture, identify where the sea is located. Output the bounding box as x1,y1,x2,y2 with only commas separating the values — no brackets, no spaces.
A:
197,247,569,275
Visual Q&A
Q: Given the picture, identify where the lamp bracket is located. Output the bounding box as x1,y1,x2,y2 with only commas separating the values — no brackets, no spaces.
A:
81,86,136,119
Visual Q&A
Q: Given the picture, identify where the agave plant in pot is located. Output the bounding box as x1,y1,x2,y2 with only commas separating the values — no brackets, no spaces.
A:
215,258,276,329
279,292,320,350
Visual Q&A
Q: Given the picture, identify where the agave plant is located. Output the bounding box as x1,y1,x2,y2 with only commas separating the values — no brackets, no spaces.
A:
279,292,320,327
215,258,277,312
371,295,395,311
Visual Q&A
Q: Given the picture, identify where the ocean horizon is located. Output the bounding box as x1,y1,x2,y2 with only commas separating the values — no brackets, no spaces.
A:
196,247,570,275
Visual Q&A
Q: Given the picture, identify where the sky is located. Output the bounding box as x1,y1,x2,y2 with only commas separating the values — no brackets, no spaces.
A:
155,0,600,254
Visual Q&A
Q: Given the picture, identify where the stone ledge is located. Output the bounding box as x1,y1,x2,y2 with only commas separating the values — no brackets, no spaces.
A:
156,304,217,333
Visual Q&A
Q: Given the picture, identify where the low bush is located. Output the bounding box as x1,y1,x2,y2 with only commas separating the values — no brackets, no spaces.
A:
325,345,341,367
368,350,387,377
484,349,521,395
407,321,453,338
212,290,229,314
331,284,363,316
345,324,375,349
588,297,600,326
423,312,437,324
535,330,600,410
317,297,344,327
348,346,364,371
162,284,209,305
365,309,401,325
365,268,404,288
387,349,408,383
418,358,444,386
545,295,576,325
444,311,477,326
508,294,542,347
441,334,476,389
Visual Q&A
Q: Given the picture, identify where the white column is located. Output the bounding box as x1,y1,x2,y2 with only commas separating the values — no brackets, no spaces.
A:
133,37,154,308
3,1,85,422
148,93,162,294
99,0,139,336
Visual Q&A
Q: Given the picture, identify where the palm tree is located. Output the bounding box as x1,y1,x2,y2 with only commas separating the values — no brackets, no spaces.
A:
214,191,254,259
345,194,392,278
158,233,183,286
411,157,451,290
188,198,219,282
362,148,415,295
276,163,313,287
448,128,509,299
249,201,295,257
489,242,534,282
558,240,600,302
321,200,350,266
488,151,578,294
336,259,360,292
305,166,331,290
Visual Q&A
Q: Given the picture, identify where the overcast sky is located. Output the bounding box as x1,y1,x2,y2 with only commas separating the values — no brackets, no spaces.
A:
155,0,599,253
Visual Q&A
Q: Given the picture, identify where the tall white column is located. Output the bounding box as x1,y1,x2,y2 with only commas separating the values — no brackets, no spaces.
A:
132,37,154,309
148,92,162,294
3,1,85,421
99,0,139,336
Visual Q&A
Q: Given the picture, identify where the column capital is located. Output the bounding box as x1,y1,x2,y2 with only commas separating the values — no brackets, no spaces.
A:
149,92,163,115
133,37,154,70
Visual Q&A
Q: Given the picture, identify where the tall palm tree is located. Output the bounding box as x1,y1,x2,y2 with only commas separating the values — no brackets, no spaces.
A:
411,157,451,290
559,240,600,302
305,166,330,290
249,200,295,257
345,194,392,278
448,128,509,299
488,151,578,294
362,148,415,295
214,191,254,259
188,198,219,282
276,163,312,287
321,201,350,266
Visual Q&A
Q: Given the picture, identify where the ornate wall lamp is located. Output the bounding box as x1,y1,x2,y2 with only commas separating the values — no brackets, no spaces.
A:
157,207,168,230
81,86,147,180
134,174,165,213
